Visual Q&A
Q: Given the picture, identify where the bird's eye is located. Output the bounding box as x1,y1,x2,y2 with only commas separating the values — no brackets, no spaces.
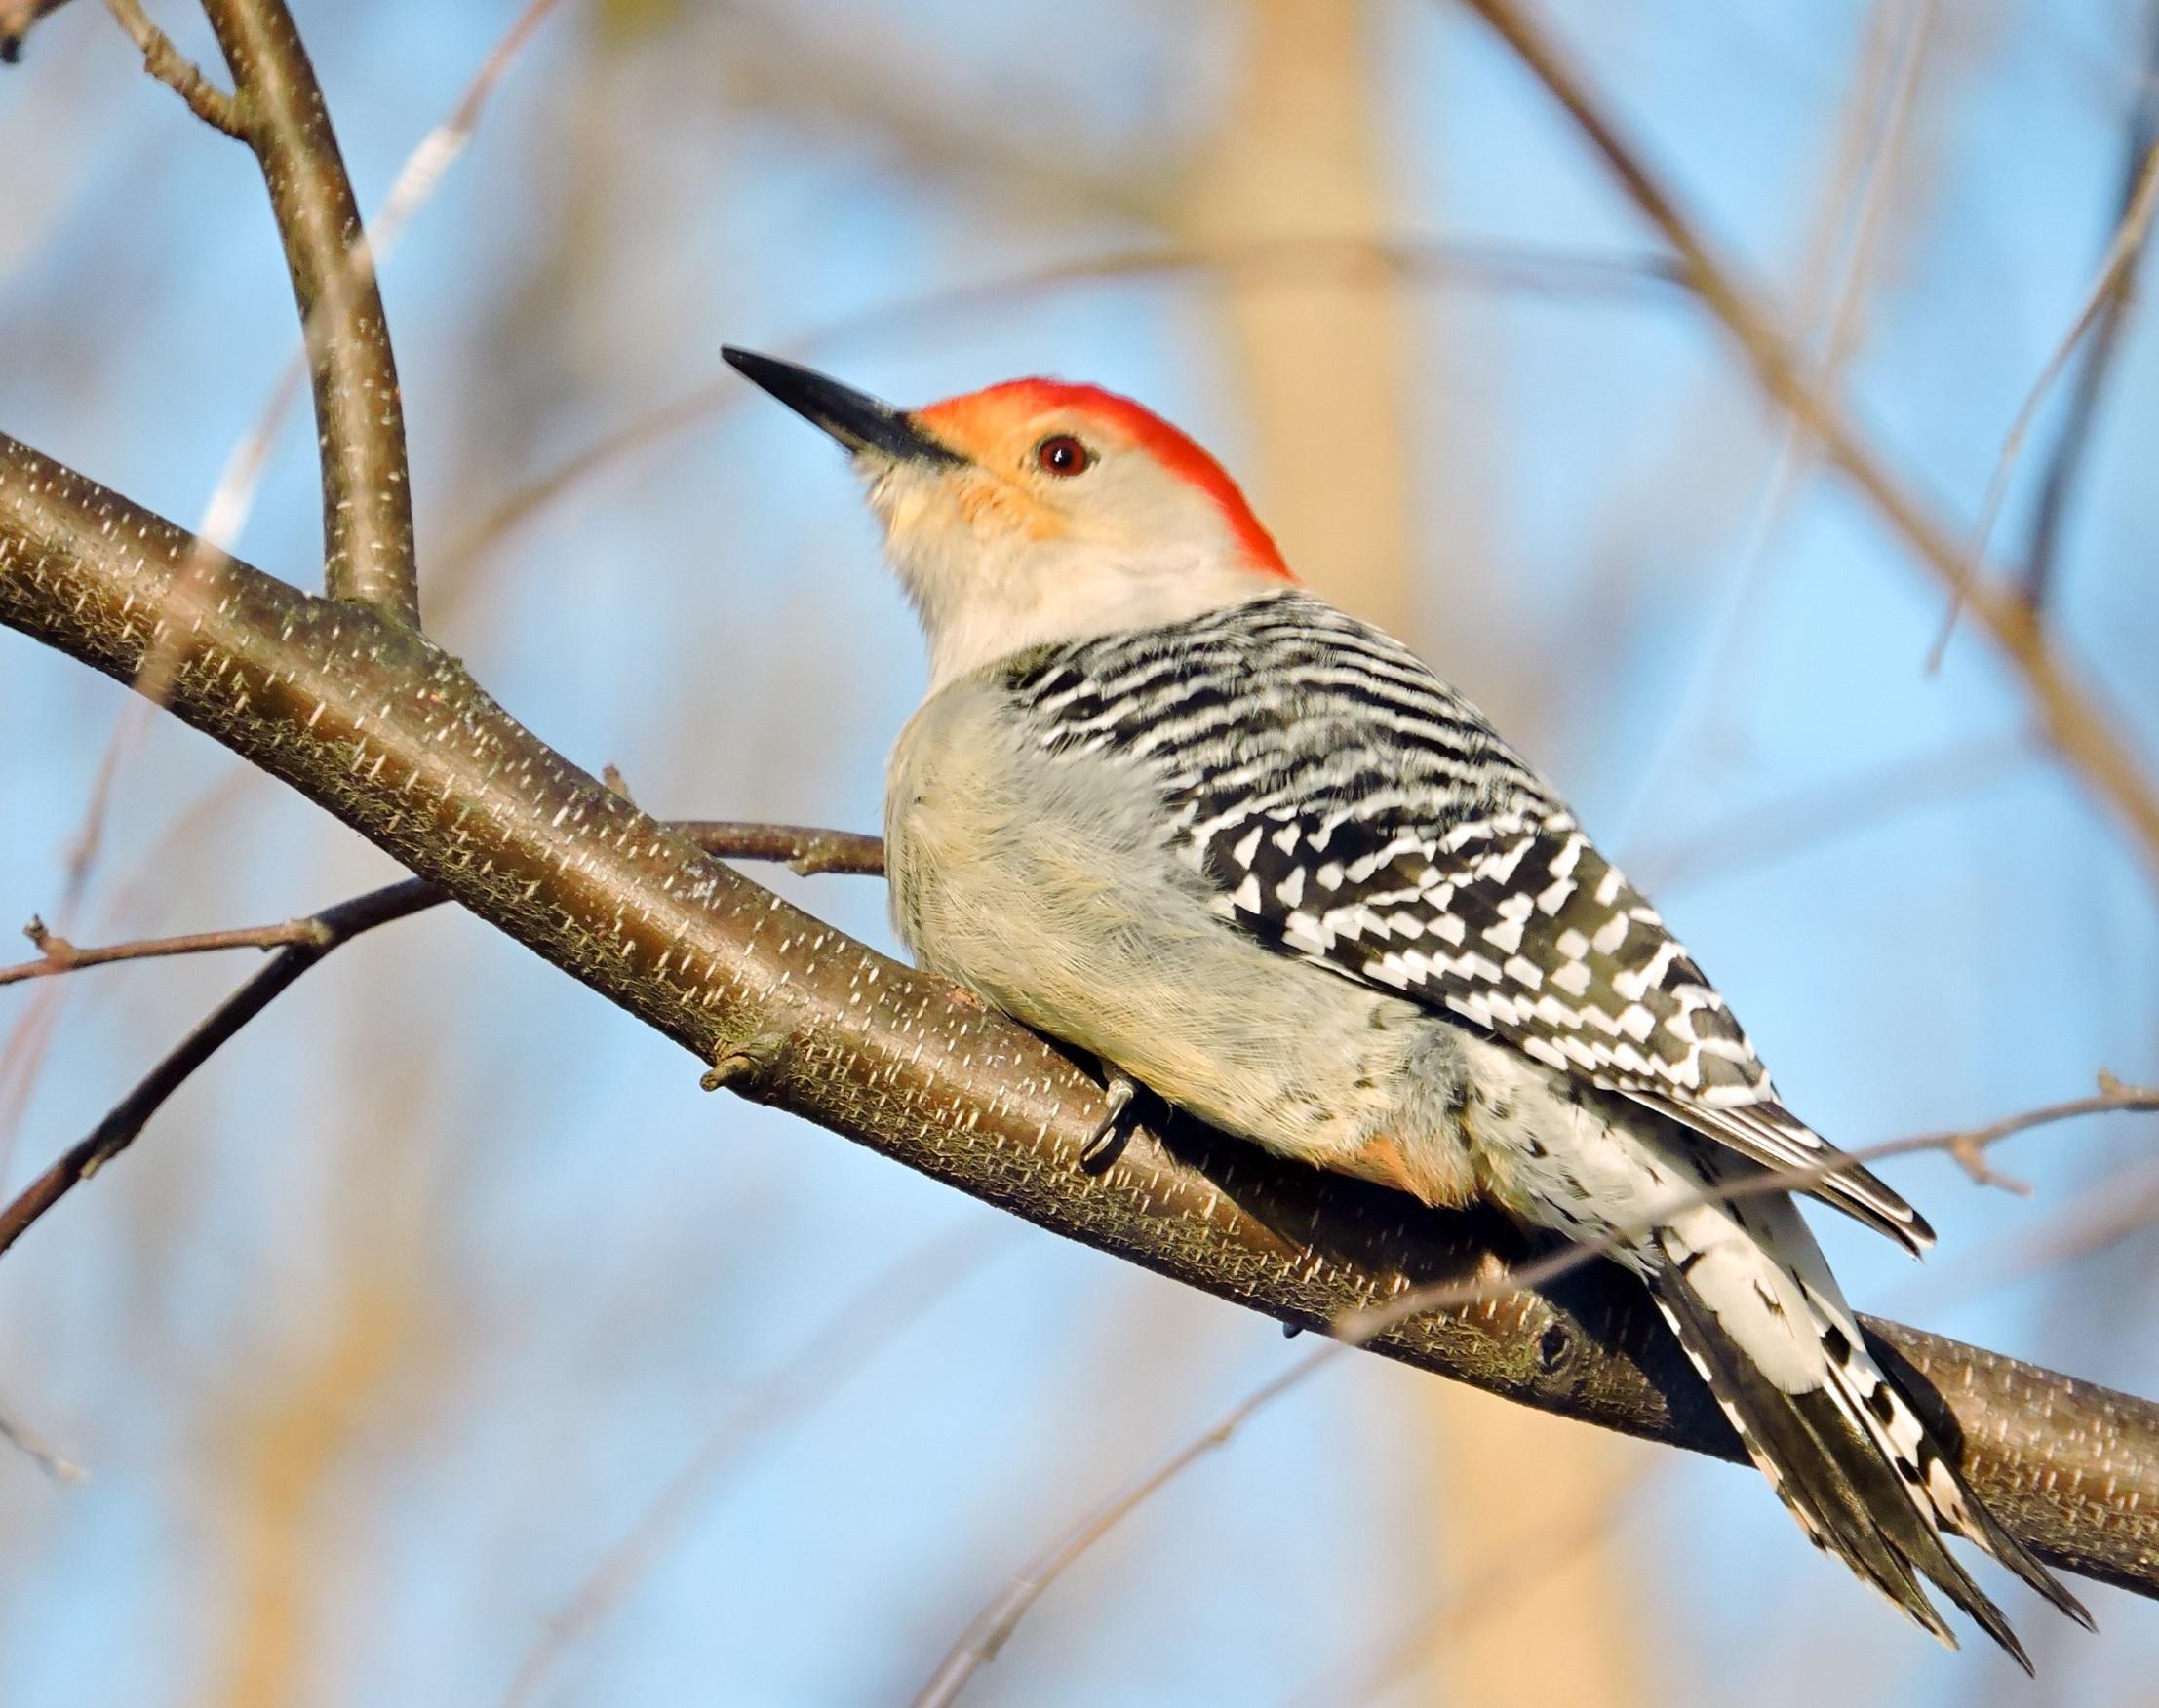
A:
1035,435,1092,477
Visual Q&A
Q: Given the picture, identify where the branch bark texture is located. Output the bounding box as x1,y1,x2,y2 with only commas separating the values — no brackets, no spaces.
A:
202,0,419,620
3,434,2156,1597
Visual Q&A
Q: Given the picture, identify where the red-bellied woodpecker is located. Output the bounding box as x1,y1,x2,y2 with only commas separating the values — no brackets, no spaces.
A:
722,346,2090,1664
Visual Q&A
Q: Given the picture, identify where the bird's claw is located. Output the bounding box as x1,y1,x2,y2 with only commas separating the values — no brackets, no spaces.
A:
1078,1071,1140,1175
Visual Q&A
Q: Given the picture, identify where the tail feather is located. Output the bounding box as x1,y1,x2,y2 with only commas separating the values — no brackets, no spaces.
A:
1801,1298,2095,1637
1647,1212,2087,1670
1648,1279,1974,1654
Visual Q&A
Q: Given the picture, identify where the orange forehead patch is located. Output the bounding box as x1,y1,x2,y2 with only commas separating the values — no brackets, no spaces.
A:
916,378,1293,580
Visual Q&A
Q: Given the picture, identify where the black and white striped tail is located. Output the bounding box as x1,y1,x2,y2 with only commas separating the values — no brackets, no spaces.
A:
1647,1240,2091,1669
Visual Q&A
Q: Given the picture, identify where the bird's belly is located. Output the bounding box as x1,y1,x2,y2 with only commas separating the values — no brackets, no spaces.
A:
884,683,1480,1198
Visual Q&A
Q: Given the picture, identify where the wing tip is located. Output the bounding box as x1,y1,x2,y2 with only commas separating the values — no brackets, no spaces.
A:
1889,1199,1937,1257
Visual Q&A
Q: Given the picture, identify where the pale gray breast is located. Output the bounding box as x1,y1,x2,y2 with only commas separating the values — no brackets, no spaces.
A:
882,662,1470,1159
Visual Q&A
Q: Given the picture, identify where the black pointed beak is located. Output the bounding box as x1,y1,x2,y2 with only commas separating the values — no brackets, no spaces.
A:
722,347,963,467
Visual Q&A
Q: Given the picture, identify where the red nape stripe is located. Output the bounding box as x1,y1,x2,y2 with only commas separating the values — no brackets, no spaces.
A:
921,378,1295,581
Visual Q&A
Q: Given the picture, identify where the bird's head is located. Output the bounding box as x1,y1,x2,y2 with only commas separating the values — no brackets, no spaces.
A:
724,348,1293,686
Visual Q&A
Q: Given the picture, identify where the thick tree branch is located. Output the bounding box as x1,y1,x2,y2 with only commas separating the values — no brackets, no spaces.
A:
3,435,2156,1597
1453,0,2159,886
199,0,419,621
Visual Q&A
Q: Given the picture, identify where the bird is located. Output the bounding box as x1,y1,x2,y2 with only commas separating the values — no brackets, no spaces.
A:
721,344,2091,1666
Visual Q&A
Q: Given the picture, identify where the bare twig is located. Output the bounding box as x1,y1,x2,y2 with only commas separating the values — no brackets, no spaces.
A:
0,825,880,995
1895,1078,2159,1187
0,877,435,1262
198,0,419,620
1,913,327,986
102,0,240,135
913,1337,1338,1708
0,824,883,1262
368,0,561,263
914,1079,2159,1703
667,820,885,877
501,1221,1008,1708
1928,138,2159,664
1450,0,2159,883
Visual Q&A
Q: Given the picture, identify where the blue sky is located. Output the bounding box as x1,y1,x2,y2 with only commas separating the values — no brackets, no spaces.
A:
1,2,2155,1704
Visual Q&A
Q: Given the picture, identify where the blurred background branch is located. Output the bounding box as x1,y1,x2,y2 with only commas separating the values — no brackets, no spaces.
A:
4,3,2158,1703
1459,0,2159,885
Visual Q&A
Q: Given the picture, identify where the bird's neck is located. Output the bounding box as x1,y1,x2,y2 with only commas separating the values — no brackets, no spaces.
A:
916,556,1290,692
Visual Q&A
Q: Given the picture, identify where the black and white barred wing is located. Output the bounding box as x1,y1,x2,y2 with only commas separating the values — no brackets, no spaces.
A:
1208,802,1934,1251
1002,591,1930,1252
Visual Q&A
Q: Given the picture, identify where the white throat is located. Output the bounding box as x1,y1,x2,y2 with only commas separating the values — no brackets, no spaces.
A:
866,462,1289,690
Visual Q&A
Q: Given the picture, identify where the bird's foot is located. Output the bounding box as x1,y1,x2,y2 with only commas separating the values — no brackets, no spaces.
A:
1078,1071,1141,1175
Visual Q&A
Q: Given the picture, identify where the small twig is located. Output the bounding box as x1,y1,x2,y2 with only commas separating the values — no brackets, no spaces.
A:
1904,1082,2159,1196
499,1221,1008,1708
364,0,560,264
0,823,883,1262
1,914,327,987
912,1339,1335,1708
668,820,885,878
698,1027,793,1094
102,0,242,136
0,877,436,1261
913,1076,2159,1703
1928,137,2159,665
